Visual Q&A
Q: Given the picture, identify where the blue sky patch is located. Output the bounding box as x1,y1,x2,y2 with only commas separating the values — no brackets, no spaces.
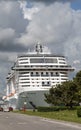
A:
71,0,81,10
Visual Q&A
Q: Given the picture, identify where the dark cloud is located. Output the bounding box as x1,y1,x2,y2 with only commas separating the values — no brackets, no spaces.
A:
29,0,69,1
0,1,29,52
26,0,74,4
0,1,28,33
0,42,27,52
0,0,74,3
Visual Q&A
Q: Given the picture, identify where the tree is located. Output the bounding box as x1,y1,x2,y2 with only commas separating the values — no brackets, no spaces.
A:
73,70,81,86
44,80,80,108
73,70,81,103
44,85,62,106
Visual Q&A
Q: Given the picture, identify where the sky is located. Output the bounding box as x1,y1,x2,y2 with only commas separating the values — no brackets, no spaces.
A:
0,0,81,94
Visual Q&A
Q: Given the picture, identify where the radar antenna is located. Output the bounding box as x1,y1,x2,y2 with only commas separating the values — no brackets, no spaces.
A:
36,42,43,54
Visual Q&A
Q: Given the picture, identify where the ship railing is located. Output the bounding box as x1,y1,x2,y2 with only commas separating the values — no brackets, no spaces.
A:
13,65,72,68
12,65,74,71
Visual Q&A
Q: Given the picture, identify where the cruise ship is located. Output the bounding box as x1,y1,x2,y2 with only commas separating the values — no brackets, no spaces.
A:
4,43,74,109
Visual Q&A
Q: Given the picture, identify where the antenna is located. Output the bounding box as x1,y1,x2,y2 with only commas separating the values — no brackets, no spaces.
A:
35,42,43,54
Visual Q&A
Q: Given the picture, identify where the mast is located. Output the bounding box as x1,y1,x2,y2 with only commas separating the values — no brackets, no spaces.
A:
35,42,43,54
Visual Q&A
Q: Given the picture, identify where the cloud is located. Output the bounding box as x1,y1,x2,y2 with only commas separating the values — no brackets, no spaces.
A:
0,1,28,52
26,0,73,3
0,27,27,52
17,3,72,49
19,1,39,20
73,60,80,64
0,1,27,33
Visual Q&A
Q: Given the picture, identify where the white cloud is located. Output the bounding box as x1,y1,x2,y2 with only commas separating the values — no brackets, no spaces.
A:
17,2,73,46
73,60,80,64
19,1,39,20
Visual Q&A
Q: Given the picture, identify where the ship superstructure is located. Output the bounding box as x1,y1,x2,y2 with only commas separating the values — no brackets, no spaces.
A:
5,44,74,109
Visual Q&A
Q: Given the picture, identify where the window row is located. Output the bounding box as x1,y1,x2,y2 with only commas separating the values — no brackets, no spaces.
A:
30,58,57,63
31,72,59,76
